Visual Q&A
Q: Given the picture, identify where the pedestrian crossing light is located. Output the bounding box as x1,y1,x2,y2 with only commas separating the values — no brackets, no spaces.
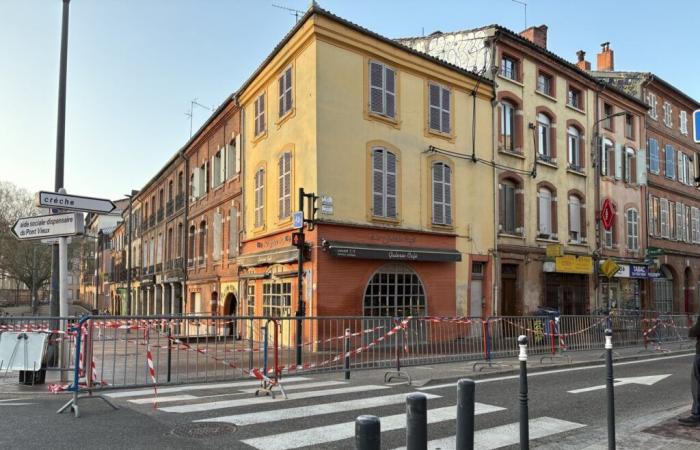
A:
292,232,304,248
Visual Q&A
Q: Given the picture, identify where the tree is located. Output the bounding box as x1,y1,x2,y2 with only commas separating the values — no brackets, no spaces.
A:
0,181,52,312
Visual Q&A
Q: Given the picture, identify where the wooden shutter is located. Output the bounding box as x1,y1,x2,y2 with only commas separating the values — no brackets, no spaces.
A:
538,189,550,235
441,87,450,133
429,83,440,131
432,163,443,224
235,134,241,174
385,66,396,118
614,143,622,179
385,151,397,218
580,202,587,239
372,149,384,216
285,68,292,112
369,61,383,114
551,193,558,238
212,212,221,262
278,73,285,117
278,156,284,219
637,148,646,185
226,142,235,179
192,169,200,199
678,150,684,183
443,165,452,224
600,139,607,176
569,197,580,237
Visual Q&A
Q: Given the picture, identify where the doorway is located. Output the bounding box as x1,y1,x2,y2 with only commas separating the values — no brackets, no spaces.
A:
500,264,518,316
224,292,238,338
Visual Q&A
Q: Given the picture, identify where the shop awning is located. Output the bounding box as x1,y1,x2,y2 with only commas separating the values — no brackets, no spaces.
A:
325,241,461,262
237,246,298,268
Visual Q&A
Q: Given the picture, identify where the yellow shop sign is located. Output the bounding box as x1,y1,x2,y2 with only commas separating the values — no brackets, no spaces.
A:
555,255,593,274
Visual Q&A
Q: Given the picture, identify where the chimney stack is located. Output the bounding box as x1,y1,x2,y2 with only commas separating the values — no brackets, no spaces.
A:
519,25,548,49
575,50,591,71
596,42,614,71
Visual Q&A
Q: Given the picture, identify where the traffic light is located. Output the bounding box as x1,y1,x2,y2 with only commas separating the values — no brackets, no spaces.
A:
306,193,319,230
291,232,304,248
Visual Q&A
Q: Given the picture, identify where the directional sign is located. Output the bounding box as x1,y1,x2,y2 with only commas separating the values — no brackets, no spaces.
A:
694,109,700,143
568,374,671,394
35,191,116,214
600,258,621,279
11,212,84,240
292,211,304,229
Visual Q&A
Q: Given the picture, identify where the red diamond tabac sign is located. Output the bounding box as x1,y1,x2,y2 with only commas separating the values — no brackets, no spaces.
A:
601,199,615,231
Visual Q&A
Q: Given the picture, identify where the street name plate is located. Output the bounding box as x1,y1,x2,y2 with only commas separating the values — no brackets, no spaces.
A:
11,212,85,240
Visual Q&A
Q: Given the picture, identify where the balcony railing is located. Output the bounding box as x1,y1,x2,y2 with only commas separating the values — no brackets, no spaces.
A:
166,200,174,217
157,208,164,223
148,216,155,228
156,263,162,273
175,193,184,211
174,256,183,270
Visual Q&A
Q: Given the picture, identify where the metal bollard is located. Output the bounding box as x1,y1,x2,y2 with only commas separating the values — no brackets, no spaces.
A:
355,415,381,450
406,393,427,450
344,328,351,380
605,328,616,450
166,325,172,383
518,335,529,450
456,378,475,450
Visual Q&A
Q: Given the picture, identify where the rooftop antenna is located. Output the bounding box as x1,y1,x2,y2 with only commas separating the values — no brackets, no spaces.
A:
185,98,214,138
511,0,527,29
272,3,305,22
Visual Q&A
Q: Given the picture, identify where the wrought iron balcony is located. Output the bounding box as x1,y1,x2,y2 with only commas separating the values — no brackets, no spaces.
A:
175,193,184,211
166,200,174,217
157,208,164,223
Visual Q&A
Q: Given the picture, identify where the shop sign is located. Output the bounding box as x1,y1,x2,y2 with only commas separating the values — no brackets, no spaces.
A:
600,258,621,278
555,255,593,274
646,247,665,257
629,265,648,278
327,241,461,262
546,244,563,258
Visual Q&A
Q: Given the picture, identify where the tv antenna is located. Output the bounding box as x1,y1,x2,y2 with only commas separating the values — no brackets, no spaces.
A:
511,0,527,29
185,98,213,138
272,3,305,22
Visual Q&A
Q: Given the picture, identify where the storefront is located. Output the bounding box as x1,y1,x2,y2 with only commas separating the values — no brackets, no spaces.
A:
599,263,647,311
543,254,593,315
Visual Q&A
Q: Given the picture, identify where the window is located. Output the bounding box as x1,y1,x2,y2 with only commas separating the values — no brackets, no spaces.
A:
538,187,553,238
188,225,195,266
501,100,516,151
362,264,426,317
601,139,614,176
647,92,657,119
428,82,451,134
229,207,238,258
246,284,255,317
177,223,183,257
198,221,206,264
567,86,581,109
371,148,397,219
225,138,237,179
500,56,518,81
680,110,689,135
369,60,396,119
660,198,669,238
178,171,184,196
278,152,292,219
624,147,636,184
262,282,292,317
665,145,675,179
603,103,613,130
278,66,293,117
536,73,552,96
626,209,639,251
254,93,266,136
625,114,634,139
168,180,173,202
499,180,520,235
213,150,222,188
431,162,452,225
537,113,551,160
567,126,581,170
604,220,614,249
568,195,582,243
212,212,222,262
648,138,660,174
663,101,673,127
254,168,265,227
679,152,693,185
693,207,700,243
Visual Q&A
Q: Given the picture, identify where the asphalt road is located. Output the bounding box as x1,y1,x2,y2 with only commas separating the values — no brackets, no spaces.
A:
0,353,695,449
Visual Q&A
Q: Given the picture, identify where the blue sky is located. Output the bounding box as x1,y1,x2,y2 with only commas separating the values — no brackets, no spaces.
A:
1,0,699,200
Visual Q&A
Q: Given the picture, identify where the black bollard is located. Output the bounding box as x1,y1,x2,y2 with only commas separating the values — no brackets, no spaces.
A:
605,328,616,450
406,393,427,450
355,415,381,450
456,378,475,450
518,335,529,450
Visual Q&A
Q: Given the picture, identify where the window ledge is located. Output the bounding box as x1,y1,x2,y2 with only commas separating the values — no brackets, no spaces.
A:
276,107,296,128
566,167,586,177
497,74,524,87
427,128,454,141
431,223,454,231
499,232,525,239
536,237,560,244
567,241,588,248
565,104,585,114
370,215,401,225
535,90,557,102
366,111,400,129
499,148,526,159
252,130,268,145
536,159,558,169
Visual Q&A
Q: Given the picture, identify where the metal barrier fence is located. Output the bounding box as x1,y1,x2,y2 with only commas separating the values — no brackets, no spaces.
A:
0,313,694,391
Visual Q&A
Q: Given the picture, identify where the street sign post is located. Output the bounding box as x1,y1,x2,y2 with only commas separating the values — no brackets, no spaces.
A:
292,210,304,229
35,191,116,214
693,109,700,144
11,212,84,240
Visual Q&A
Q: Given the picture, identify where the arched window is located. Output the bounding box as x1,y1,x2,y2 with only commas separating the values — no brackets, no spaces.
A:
624,147,637,184
255,168,265,227
567,126,581,170
626,209,639,251
363,264,426,317
371,148,397,219
500,178,522,235
537,113,551,159
198,221,207,265
431,162,452,225
501,101,516,151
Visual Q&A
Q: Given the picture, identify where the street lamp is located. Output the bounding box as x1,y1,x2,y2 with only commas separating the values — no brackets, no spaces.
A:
124,190,139,316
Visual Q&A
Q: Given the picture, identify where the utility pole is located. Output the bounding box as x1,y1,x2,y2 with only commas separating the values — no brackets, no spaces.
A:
50,0,71,319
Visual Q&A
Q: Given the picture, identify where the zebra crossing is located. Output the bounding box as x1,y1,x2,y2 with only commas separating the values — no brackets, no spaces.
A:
110,377,587,449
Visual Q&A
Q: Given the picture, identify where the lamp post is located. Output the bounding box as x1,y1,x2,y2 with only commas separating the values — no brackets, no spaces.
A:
592,109,628,311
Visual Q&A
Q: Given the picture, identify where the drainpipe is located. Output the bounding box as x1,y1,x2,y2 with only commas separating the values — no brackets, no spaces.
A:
236,96,245,318
489,34,500,317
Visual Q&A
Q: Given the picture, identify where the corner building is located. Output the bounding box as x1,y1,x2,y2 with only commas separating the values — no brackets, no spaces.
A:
238,5,494,329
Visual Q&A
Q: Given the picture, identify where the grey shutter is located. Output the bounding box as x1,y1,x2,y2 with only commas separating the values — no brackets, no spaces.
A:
386,151,397,218
192,169,200,199
429,83,440,131
441,87,450,133
278,156,284,219
283,153,291,217
372,149,384,216
678,150,684,183
278,73,285,117
212,212,221,261
384,66,396,118
637,148,647,185
614,143,622,179
432,163,443,224
444,165,452,224
226,142,235,179
285,68,292,112
505,185,515,233
369,61,383,114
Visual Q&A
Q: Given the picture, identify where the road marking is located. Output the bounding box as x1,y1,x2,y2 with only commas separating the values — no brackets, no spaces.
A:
160,385,389,414
392,417,586,450
197,392,442,426
236,380,347,393
242,403,505,450
568,374,672,394
105,377,310,398
419,353,692,391
0,398,33,406
129,395,199,404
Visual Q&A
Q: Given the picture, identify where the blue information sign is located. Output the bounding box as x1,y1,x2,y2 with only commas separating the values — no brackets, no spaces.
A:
694,109,700,143
292,211,304,229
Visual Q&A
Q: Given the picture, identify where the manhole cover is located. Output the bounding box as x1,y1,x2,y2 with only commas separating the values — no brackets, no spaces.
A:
169,423,237,438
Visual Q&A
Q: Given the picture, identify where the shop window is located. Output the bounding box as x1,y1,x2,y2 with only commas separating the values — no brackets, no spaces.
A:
363,264,426,317
263,282,291,317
